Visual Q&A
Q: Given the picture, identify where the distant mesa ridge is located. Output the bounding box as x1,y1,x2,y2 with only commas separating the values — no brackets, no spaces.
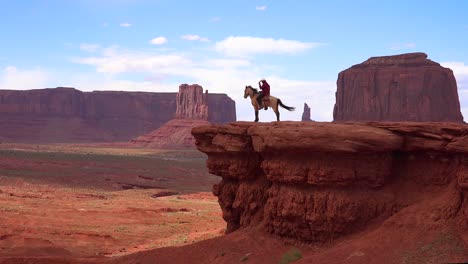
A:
0,85,236,143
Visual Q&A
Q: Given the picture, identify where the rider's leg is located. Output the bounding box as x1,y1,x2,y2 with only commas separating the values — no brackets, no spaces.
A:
257,93,264,108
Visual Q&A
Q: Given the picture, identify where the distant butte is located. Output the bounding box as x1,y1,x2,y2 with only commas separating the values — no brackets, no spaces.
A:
131,84,220,148
333,52,464,122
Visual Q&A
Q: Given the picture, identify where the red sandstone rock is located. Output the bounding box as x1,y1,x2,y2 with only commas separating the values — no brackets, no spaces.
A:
333,53,464,122
131,84,237,148
0,86,236,143
192,121,468,243
301,103,312,121
176,84,208,119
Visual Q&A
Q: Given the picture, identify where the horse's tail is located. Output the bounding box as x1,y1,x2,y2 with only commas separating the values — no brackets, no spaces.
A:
277,99,295,111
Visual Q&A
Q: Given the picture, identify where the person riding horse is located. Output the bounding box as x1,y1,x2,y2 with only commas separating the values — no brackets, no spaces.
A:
257,79,270,110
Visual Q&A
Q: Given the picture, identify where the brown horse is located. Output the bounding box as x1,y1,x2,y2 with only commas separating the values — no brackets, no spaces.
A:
244,85,295,122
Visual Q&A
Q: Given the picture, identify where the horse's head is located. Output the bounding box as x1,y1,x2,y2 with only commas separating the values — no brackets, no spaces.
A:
244,85,256,98
244,86,250,98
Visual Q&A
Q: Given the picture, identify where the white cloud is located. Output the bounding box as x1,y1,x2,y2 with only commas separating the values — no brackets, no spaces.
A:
72,44,336,122
0,66,50,90
441,62,468,78
80,43,100,53
442,61,468,122
210,17,221,22
74,52,190,74
215,36,324,57
181,34,209,42
256,6,267,11
120,22,132,27
389,42,416,50
150,37,168,45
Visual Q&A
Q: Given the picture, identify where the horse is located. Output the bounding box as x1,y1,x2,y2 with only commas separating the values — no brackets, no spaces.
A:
243,85,295,122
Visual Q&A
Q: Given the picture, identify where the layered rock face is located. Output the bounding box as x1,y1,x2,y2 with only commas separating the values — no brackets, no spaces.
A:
0,86,235,142
192,122,468,243
333,52,464,122
175,84,209,119
132,84,235,147
301,103,312,121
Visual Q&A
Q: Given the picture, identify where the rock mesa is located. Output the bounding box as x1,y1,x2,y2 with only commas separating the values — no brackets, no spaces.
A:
0,86,235,143
333,53,464,122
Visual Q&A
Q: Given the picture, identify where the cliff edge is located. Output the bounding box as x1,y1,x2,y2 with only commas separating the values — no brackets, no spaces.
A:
191,121,467,262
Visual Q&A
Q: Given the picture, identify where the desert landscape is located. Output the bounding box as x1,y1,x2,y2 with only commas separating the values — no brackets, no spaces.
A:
1,2,468,263
0,143,224,258
0,53,466,264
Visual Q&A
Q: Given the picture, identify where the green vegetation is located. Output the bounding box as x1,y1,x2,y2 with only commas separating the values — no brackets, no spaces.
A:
402,231,466,264
279,247,303,264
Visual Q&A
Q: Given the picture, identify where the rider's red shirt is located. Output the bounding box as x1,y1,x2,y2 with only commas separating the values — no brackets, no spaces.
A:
260,81,270,96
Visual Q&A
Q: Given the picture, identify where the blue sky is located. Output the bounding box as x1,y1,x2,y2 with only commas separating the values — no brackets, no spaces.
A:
1,0,467,122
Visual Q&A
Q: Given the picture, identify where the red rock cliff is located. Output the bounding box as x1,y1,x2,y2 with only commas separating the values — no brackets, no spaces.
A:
0,86,235,143
333,53,464,122
192,122,468,245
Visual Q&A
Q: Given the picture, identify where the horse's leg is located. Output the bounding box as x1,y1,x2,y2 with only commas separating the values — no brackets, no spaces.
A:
273,99,280,121
255,109,259,122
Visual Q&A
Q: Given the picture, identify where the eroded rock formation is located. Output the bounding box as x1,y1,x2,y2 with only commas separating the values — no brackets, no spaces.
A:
192,122,468,243
176,84,209,119
0,86,236,143
333,52,464,122
132,84,236,147
301,103,312,121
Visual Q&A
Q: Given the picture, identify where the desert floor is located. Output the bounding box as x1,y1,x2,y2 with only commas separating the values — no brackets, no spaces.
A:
0,143,224,258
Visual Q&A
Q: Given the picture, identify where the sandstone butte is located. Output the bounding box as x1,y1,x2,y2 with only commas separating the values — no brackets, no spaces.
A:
131,84,218,147
0,86,235,143
333,52,464,122
188,121,468,263
301,102,312,121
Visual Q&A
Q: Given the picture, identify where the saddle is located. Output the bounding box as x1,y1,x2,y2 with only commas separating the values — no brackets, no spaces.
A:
261,96,270,108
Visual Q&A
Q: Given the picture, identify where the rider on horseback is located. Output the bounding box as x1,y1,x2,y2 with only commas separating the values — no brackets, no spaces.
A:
257,78,270,110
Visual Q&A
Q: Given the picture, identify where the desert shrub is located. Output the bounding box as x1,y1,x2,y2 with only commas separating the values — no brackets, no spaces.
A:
279,247,302,264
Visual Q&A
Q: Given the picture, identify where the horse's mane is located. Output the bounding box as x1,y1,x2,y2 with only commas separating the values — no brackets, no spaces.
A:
246,85,258,93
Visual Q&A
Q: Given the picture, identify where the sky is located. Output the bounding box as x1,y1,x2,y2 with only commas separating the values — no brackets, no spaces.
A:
0,0,467,122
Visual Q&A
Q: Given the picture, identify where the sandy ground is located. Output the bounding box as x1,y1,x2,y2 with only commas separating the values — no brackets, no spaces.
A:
0,144,224,259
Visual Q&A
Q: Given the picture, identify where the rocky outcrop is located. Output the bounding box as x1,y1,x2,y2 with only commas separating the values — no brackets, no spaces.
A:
333,52,464,122
192,122,468,243
0,86,236,143
132,84,237,148
301,103,312,121
176,84,209,119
